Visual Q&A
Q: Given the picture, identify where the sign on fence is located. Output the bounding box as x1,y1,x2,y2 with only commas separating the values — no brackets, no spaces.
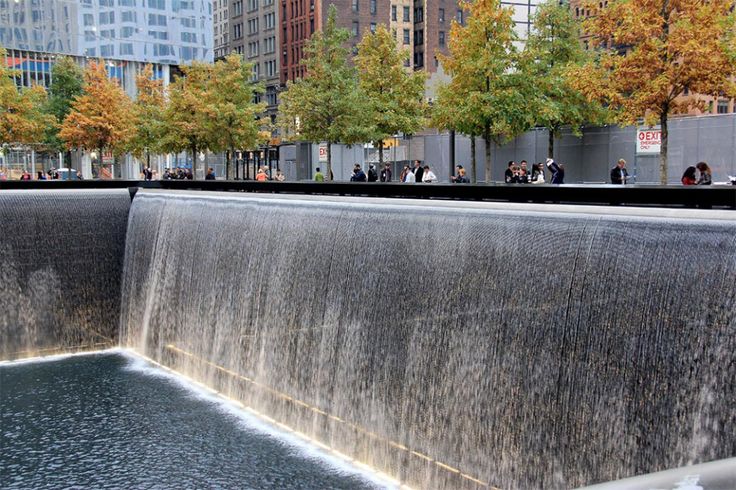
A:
636,127,661,154
318,144,328,163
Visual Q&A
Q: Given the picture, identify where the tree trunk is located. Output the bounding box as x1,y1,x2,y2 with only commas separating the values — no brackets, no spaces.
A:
483,122,491,184
659,113,668,185
471,134,477,184
191,145,198,179
326,142,332,181
548,128,555,159
226,148,233,180
378,140,384,168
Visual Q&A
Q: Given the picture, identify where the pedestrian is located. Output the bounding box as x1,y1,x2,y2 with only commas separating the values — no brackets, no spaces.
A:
255,168,268,181
455,168,470,183
404,167,416,183
185,169,193,180
367,163,378,182
519,161,530,183
422,165,438,183
450,164,463,183
547,158,564,184
20,170,32,181
274,169,286,182
504,161,515,183
399,165,410,182
314,167,325,182
696,162,712,185
681,166,697,186
350,164,367,182
412,160,424,182
380,163,392,182
205,167,216,180
37,171,46,180
144,166,153,181
76,170,84,180
531,163,545,184
610,158,629,184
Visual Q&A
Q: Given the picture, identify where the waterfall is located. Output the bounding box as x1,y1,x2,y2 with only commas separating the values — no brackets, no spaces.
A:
0,190,131,360
113,189,733,489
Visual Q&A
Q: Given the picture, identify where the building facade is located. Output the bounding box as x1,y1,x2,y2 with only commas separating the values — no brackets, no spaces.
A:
214,0,230,59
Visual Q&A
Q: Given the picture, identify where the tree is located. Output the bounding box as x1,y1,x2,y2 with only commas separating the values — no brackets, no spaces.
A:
0,47,53,147
355,25,427,167
59,61,134,176
126,64,165,170
210,53,267,179
521,0,607,158
436,0,534,183
568,0,736,184
43,56,84,163
160,62,217,179
278,5,370,180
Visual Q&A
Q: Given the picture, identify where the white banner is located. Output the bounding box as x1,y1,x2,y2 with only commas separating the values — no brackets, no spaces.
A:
636,127,661,154
318,144,328,163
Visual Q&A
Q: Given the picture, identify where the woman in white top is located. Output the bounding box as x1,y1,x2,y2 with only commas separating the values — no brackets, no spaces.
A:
531,163,545,184
404,169,416,183
422,165,438,183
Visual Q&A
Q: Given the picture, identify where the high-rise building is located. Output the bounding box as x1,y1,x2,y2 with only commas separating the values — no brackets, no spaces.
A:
0,0,214,94
214,0,231,60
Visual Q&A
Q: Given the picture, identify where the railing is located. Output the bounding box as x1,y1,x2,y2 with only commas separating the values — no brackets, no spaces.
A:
0,179,734,209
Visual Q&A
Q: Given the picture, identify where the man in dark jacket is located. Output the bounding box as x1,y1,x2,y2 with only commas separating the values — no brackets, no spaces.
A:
610,159,629,184
380,164,392,182
367,164,378,182
350,164,367,182
412,160,424,182
205,168,216,180
547,158,564,184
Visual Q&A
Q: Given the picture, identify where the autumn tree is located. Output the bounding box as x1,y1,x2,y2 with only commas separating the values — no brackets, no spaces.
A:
43,56,84,163
160,62,217,179
436,0,534,183
278,5,370,180
210,53,267,179
0,47,53,147
355,25,427,166
569,0,736,184
521,0,607,158
125,64,165,169
59,61,134,175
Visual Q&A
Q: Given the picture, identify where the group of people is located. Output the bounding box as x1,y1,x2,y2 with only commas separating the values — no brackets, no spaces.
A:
681,162,712,185
162,167,193,180
505,160,557,184
0,168,82,180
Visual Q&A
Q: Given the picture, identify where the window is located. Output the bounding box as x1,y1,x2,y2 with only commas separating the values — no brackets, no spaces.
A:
264,12,275,29
100,45,114,57
83,13,94,25
264,36,275,53
391,5,396,21
414,51,423,67
99,11,115,24
121,10,136,22
370,22,376,33
119,43,134,55
265,60,277,77
121,26,135,37
370,0,376,14
148,13,166,26
180,17,195,28
438,8,444,23
414,29,423,45
248,41,259,57
251,62,260,81
248,17,259,34
415,7,423,22
352,21,359,37
717,99,729,114
181,32,197,43
456,9,463,24
402,28,409,44
247,0,258,11
233,23,242,38
352,0,358,12
439,31,445,47
149,30,168,39
148,0,165,8
118,0,136,6
233,0,243,15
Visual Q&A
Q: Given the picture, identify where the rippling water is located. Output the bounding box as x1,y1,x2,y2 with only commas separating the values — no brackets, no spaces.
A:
0,352,387,490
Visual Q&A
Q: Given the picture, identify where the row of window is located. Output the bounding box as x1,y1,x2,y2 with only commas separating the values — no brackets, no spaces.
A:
351,0,378,14
233,12,275,38
248,36,276,56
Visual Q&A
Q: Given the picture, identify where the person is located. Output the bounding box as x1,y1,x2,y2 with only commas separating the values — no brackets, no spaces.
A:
20,171,32,181
185,169,193,180
450,165,463,183
455,167,470,183
380,163,392,182
519,161,530,183
610,158,629,184
205,168,216,180
143,166,153,181
504,161,515,183
404,167,416,183
367,163,378,182
350,164,367,182
399,165,410,182
422,165,438,183
412,160,424,183
0,168,6,180
681,166,697,186
531,163,545,184
274,169,286,182
255,168,268,181
314,167,325,182
696,161,712,185
547,158,564,184
37,171,46,180
76,170,84,180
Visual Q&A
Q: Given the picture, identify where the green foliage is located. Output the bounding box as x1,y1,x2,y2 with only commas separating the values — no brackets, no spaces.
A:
278,5,370,179
522,0,608,157
435,0,534,182
43,56,84,152
355,25,427,164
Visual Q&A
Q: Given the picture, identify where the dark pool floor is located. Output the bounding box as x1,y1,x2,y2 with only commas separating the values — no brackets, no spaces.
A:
0,352,385,489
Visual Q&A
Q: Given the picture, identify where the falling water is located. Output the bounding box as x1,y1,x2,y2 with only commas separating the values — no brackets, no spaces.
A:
0,190,130,360
118,190,736,489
